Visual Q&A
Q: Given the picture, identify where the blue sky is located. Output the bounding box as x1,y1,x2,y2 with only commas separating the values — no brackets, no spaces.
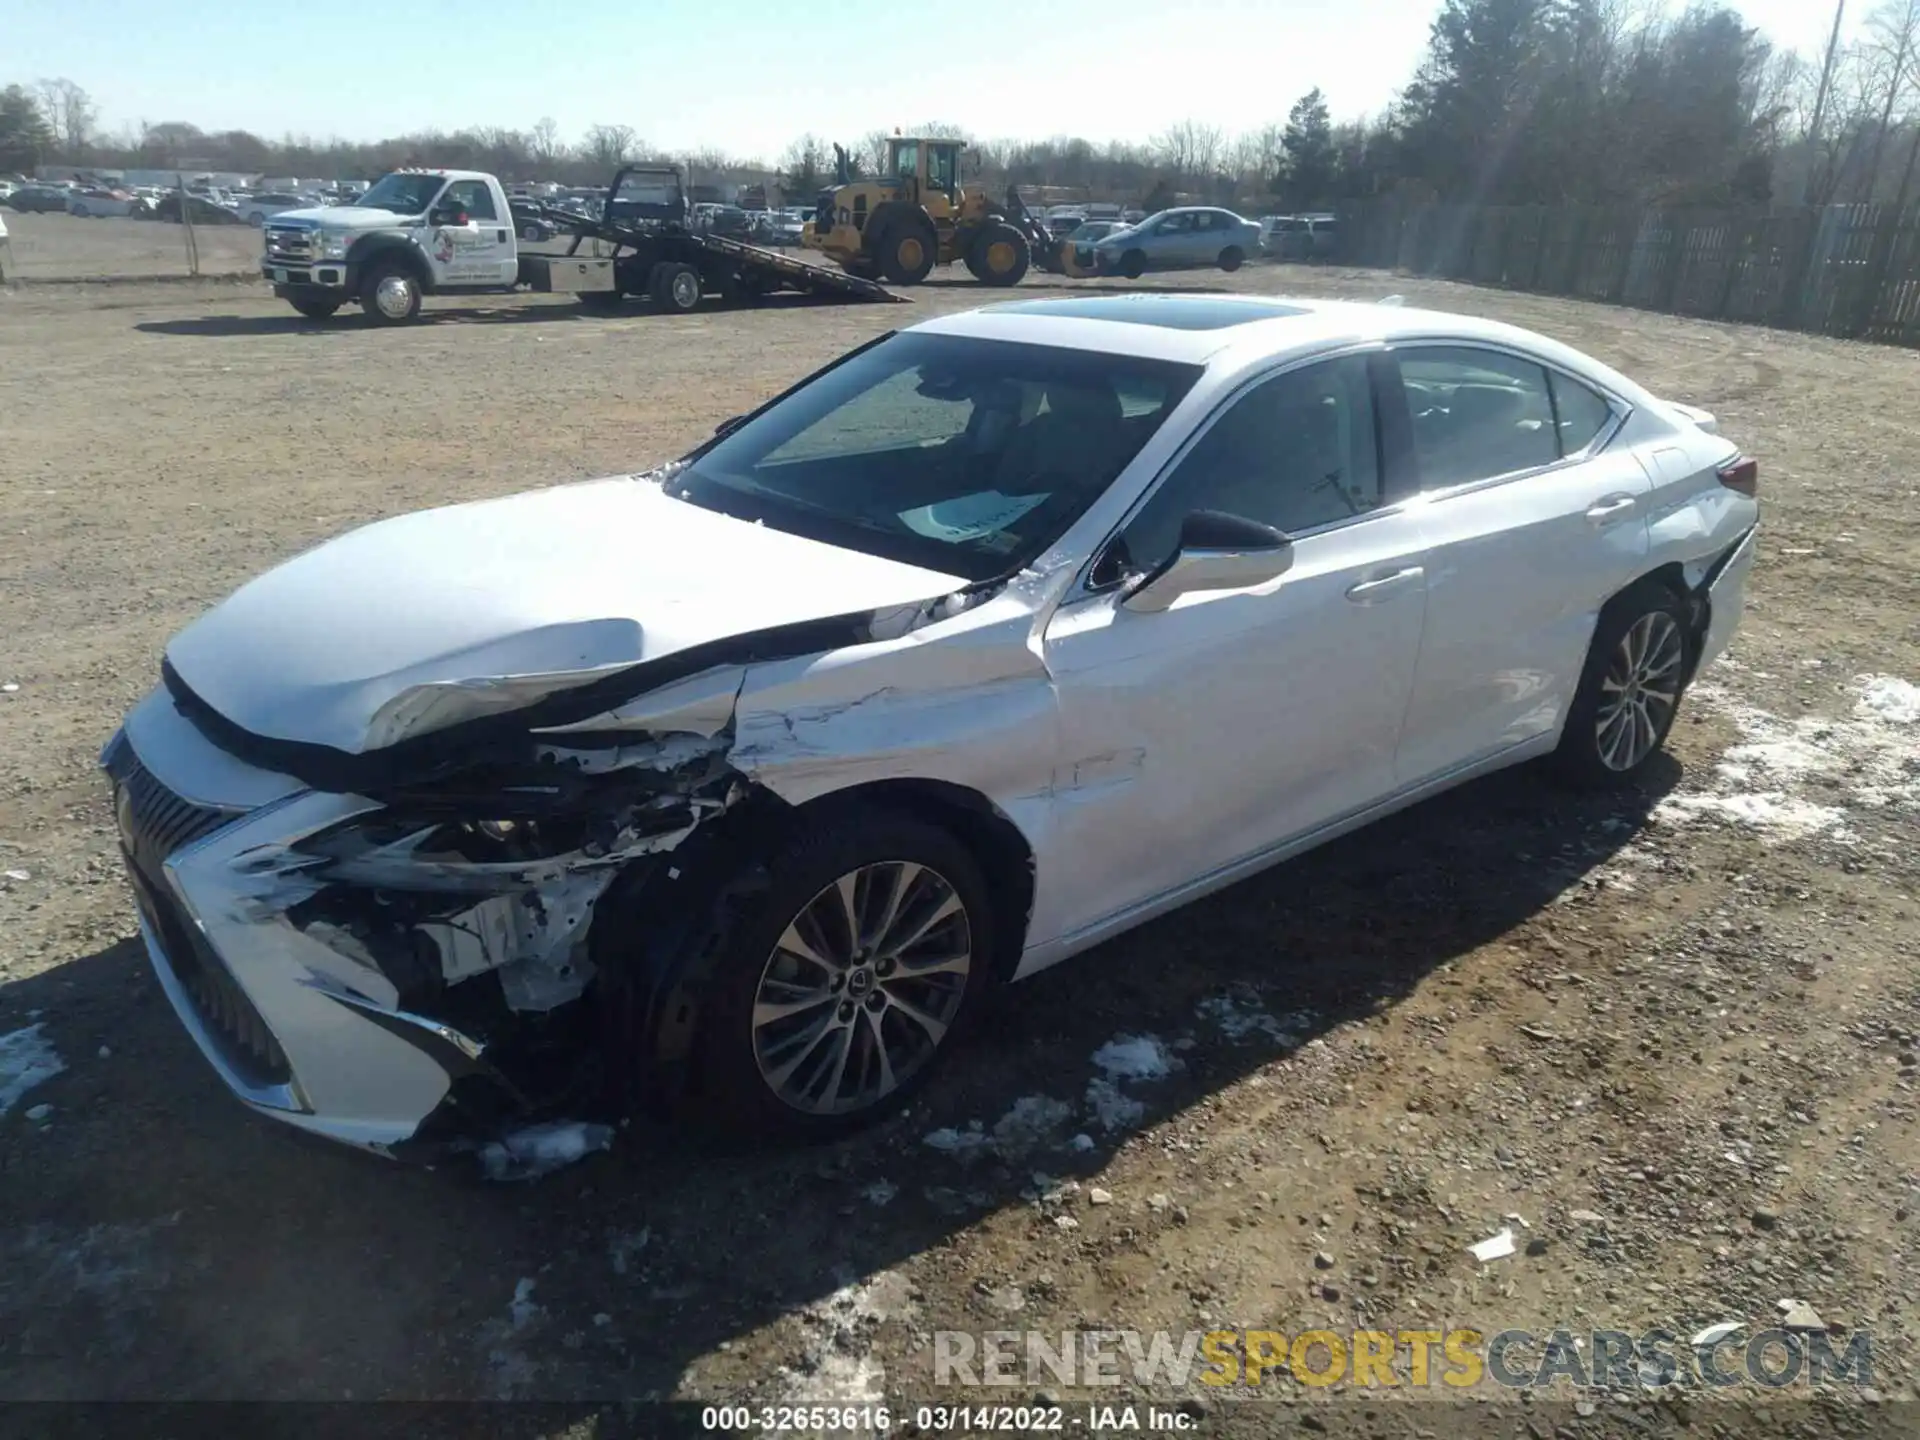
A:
3,0,1861,161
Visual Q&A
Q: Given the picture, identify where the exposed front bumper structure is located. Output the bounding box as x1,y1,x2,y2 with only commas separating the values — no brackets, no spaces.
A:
103,692,551,1157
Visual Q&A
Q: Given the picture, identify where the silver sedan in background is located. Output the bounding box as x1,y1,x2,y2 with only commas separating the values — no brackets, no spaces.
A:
1088,207,1264,278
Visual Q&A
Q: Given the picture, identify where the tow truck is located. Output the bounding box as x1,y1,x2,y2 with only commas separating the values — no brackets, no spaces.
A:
261,165,900,324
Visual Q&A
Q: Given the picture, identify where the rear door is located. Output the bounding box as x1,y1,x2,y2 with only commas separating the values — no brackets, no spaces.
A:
1387,344,1653,783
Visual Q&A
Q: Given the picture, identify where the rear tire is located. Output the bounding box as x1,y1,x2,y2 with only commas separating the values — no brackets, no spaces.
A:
1120,248,1147,280
968,222,1031,287
1218,245,1245,272
878,222,938,285
693,808,995,1142
1552,580,1692,788
649,261,703,312
290,300,340,320
358,259,422,324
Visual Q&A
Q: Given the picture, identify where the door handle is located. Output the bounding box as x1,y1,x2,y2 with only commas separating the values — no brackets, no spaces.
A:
1585,494,1638,524
1345,567,1423,603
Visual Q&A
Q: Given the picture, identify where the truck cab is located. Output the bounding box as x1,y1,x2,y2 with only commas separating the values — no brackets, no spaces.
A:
262,168,521,323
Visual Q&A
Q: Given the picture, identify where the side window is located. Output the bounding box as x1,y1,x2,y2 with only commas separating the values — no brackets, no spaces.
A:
442,180,497,221
1157,213,1193,234
1115,356,1382,575
1398,347,1557,489
1548,371,1615,454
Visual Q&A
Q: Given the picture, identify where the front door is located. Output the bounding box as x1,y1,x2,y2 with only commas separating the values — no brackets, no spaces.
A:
431,178,516,287
1035,353,1430,943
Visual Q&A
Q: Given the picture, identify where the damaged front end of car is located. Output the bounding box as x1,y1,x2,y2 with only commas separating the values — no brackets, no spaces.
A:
102,586,1004,1175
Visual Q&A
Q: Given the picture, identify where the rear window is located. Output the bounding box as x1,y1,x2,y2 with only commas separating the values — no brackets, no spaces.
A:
670,332,1203,582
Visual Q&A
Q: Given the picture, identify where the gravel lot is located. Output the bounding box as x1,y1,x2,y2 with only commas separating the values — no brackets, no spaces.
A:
3,238,1919,1437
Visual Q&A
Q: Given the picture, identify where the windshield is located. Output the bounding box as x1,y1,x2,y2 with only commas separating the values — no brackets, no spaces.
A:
667,332,1202,583
356,173,446,214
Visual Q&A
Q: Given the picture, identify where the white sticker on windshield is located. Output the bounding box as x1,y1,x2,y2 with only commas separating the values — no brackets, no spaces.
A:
897,491,1048,542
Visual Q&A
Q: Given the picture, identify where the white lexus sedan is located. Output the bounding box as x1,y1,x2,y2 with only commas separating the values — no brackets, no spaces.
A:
102,294,1758,1165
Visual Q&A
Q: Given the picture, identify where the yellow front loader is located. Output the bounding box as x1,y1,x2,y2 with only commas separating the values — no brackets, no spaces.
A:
802,135,1097,287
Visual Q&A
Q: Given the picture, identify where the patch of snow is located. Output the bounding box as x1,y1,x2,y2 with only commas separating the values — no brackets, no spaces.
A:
922,1122,992,1157
774,1270,914,1406
1858,675,1920,725
992,1094,1075,1153
1468,1227,1517,1262
0,1024,65,1117
924,1096,1074,1162
1197,992,1315,1046
1654,675,1919,840
608,1227,651,1276
509,1277,542,1331
1084,1077,1145,1132
478,1120,613,1182
1092,1034,1179,1082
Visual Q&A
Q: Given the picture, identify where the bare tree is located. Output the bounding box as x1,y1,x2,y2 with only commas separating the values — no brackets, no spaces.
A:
530,116,563,169
582,123,638,171
35,77,96,160
1860,0,1920,198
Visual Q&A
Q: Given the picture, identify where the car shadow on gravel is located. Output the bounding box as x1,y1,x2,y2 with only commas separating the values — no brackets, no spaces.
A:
0,755,1679,1403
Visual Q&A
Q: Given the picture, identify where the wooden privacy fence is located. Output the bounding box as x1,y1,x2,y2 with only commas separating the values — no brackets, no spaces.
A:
1334,200,1920,348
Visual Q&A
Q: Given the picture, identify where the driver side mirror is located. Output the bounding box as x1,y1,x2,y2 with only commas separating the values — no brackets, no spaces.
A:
1120,510,1294,614
428,205,468,226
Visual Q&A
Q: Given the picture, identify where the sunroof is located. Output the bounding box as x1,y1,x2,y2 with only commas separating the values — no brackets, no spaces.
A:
981,294,1308,331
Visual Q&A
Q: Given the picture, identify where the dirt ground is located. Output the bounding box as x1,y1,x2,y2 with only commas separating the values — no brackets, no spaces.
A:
3,234,1919,1439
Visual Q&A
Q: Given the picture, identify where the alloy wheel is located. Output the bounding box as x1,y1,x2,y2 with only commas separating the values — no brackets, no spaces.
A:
751,860,973,1116
1594,610,1684,771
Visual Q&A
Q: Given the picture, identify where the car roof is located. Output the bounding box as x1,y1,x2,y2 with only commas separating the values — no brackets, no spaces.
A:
911,294,1656,398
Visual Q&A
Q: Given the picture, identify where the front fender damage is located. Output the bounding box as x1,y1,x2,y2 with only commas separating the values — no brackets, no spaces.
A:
210,588,1007,1175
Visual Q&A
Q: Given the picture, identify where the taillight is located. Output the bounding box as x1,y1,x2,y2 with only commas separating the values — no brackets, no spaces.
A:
1717,456,1758,497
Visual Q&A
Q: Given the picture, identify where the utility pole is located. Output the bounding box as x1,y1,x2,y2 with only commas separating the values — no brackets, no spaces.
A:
1801,0,1849,206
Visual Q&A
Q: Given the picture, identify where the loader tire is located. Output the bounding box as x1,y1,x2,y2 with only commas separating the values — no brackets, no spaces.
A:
969,223,1030,287
878,220,938,285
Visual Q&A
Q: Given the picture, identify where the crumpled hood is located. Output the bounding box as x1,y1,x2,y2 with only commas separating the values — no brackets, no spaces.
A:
165,478,964,755
272,205,421,230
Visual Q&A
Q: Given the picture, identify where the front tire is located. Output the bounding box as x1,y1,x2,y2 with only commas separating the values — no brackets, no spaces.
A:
696,809,994,1141
358,260,422,324
878,222,938,285
1553,580,1692,787
1120,249,1148,280
968,222,1030,286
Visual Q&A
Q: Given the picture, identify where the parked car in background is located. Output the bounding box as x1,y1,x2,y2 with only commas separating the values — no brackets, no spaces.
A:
1264,213,1339,261
100,293,1759,1158
511,202,558,242
10,184,73,213
1086,207,1263,278
68,186,143,218
235,192,315,226
151,191,245,225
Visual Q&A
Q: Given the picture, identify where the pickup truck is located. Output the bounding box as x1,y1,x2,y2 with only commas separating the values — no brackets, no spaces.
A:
261,165,899,324
262,169,528,322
